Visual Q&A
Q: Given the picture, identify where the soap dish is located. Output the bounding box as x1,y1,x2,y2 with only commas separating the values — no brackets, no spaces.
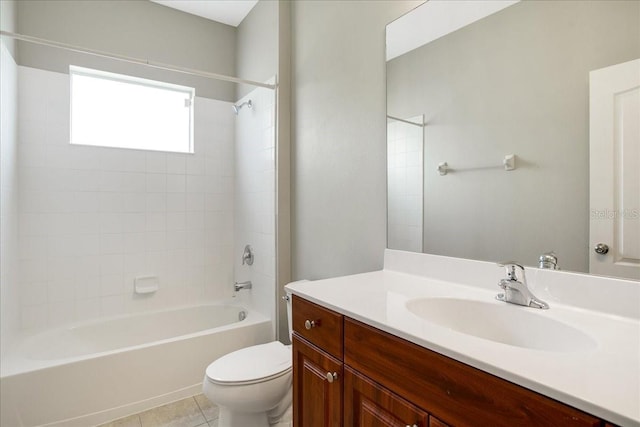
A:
134,276,159,294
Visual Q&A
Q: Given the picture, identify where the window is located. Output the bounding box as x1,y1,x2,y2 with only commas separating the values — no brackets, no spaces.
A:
70,66,194,153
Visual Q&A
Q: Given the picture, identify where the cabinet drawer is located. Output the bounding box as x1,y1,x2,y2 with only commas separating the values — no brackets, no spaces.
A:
292,295,343,359
344,318,601,427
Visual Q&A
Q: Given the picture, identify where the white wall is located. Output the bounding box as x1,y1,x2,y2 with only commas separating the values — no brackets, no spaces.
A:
16,66,236,332
233,84,276,333
0,40,20,356
291,0,422,280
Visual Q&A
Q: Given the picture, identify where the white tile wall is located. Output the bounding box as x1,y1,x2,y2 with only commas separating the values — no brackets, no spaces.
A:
1,42,20,355
233,83,277,330
16,66,236,332
387,117,423,252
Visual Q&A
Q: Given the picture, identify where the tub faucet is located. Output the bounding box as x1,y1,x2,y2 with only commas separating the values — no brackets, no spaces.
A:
234,281,252,292
496,262,549,309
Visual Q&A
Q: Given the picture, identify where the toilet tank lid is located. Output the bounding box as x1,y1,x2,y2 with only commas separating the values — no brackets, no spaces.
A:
206,341,291,384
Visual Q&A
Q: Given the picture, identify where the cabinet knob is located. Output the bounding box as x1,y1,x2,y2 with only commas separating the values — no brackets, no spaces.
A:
304,319,317,330
594,243,609,255
326,372,338,383
405,425,418,427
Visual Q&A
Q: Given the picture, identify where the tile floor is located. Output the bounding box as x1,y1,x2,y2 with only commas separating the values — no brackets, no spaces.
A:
97,394,219,427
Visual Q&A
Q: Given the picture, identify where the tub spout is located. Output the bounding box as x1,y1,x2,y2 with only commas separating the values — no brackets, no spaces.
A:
234,281,252,292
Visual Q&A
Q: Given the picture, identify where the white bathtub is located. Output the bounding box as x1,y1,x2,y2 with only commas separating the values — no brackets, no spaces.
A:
0,303,272,427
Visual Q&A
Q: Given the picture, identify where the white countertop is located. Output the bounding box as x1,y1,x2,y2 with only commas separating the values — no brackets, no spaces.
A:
286,266,640,426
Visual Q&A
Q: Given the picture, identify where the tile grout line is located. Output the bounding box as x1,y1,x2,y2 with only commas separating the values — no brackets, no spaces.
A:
192,395,210,422
192,396,205,420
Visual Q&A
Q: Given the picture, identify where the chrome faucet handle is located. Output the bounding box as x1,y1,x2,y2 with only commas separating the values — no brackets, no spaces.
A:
496,262,549,309
497,261,525,282
241,245,254,266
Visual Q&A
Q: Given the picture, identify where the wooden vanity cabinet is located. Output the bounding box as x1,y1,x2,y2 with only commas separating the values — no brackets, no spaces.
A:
292,296,344,427
344,318,601,427
291,295,608,427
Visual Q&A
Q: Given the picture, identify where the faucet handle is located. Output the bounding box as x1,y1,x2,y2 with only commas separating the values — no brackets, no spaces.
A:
497,261,525,281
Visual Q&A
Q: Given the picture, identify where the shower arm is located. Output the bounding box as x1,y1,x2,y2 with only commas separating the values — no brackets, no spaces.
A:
233,100,253,114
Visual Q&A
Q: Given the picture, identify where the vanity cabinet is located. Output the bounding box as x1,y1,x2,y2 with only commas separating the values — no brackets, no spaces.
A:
292,295,608,427
292,296,344,427
344,318,600,427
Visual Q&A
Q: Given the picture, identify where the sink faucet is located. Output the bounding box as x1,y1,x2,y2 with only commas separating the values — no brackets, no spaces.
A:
234,280,252,292
496,262,549,309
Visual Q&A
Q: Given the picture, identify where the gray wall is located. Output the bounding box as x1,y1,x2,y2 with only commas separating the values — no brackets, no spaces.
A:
1,0,16,56
387,0,640,272
276,2,293,343
236,0,278,99
291,0,420,280
16,0,237,100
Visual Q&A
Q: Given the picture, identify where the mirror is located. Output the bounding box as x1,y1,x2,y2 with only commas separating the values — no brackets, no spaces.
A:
386,0,640,279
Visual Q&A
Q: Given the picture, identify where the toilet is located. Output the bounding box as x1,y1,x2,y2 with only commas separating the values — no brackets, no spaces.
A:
202,286,301,427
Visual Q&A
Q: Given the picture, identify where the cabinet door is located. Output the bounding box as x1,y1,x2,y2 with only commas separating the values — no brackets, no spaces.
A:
293,334,343,427
429,416,450,427
345,367,429,427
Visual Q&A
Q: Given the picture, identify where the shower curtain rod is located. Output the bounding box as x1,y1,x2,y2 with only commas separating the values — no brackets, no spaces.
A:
386,115,425,127
0,30,277,90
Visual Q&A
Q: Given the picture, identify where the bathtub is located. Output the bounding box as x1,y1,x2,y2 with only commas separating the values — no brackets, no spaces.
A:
0,303,272,427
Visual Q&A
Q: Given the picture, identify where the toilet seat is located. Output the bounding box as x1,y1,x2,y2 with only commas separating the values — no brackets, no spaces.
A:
206,341,292,386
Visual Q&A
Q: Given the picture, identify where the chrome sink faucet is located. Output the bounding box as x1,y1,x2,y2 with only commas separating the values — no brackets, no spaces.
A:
496,262,549,309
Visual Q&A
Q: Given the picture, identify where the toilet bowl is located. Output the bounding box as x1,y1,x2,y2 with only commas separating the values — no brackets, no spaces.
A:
202,284,304,427
203,341,292,427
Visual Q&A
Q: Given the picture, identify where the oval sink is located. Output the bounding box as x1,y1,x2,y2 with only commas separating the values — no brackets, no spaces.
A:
406,297,597,352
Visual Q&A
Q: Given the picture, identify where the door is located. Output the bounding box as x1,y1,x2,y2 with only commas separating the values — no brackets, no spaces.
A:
589,58,640,280
292,334,343,427
344,367,429,427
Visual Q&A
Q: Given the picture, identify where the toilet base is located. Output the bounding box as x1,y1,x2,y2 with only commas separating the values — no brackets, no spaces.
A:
218,407,269,427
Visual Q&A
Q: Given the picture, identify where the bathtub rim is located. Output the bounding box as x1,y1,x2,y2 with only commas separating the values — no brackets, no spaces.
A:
1,301,269,378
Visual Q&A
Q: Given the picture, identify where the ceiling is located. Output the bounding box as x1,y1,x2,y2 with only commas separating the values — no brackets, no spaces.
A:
387,0,519,61
150,0,258,27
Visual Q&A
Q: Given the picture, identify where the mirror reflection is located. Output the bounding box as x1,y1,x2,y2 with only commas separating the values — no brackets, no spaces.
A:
386,0,640,280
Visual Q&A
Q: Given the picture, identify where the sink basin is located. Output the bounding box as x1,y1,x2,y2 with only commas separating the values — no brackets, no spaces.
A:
406,297,597,352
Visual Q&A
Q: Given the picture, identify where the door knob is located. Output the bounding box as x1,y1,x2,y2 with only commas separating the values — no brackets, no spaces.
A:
594,243,609,255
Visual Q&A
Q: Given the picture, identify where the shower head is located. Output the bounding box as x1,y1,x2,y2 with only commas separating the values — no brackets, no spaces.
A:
232,99,252,115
